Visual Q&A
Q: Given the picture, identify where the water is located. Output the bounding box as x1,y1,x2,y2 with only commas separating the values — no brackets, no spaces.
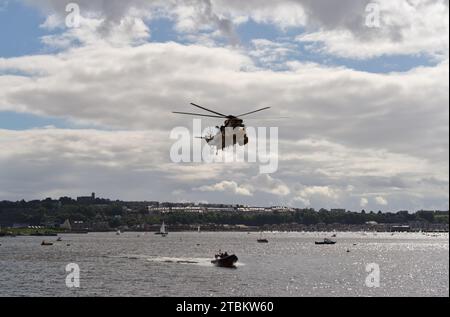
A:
0,232,448,297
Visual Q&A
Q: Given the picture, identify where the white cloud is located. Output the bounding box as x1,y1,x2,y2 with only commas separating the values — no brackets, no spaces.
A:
212,0,308,29
249,39,297,69
0,128,169,199
195,175,291,198
25,0,240,44
288,185,342,209
298,186,339,199
195,180,253,196
40,13,62,30
375,196,388,206
1,43,448,157
297,0,449,60
0,42,253,129
360,197,369,207
292,196,311,207
22,0,449,59
249,174,291,196
40,15,151,48
0,127,448,210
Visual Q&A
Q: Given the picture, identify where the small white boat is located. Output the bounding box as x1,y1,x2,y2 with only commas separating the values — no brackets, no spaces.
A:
257,232,269,243
155,222,168,237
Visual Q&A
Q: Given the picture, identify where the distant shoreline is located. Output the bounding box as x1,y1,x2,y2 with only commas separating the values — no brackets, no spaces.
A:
1,227,448,237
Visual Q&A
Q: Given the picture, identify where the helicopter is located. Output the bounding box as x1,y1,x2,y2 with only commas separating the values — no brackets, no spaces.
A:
173,103,270,151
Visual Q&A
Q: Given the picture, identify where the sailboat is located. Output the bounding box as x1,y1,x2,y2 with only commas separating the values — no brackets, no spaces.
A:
155,221,168,237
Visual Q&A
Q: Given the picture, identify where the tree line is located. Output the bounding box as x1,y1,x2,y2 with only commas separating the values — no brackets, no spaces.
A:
0,199,448,228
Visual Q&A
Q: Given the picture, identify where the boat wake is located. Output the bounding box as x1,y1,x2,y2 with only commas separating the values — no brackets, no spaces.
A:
146,256,213,267
107,254,245,267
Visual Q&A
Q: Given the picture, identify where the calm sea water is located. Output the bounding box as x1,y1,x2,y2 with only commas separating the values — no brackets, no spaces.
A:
0,232,448,297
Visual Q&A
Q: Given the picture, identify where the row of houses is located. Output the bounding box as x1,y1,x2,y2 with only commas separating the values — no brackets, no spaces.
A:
147,205,297,213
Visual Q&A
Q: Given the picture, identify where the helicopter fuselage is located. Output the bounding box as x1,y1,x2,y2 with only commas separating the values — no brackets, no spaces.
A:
206,125,248,150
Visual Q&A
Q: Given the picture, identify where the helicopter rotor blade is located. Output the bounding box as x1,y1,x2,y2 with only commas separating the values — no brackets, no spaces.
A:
173,112,225,118
243,117,289,120
190,103,228,117
236,107,271,118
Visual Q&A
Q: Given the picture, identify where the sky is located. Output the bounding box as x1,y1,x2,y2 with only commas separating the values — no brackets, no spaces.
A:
0,0,448,211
